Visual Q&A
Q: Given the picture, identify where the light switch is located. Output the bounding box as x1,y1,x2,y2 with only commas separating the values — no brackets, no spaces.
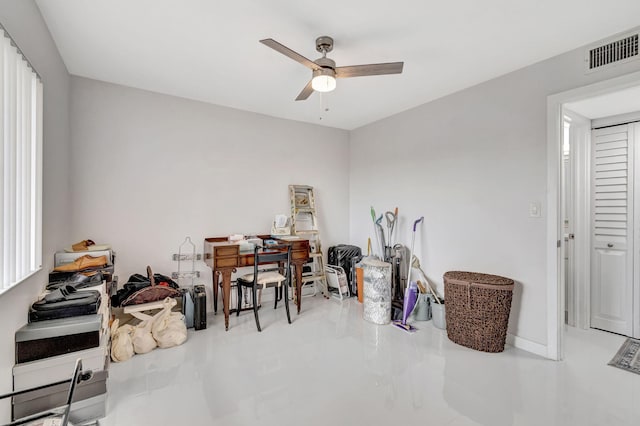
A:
529,202,541,218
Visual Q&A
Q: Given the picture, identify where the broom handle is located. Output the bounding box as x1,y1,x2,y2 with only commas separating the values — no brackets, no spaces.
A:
406,217,424,289
413,257,442,305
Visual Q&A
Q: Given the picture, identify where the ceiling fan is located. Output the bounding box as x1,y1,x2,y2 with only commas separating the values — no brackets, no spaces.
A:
259,36,404,101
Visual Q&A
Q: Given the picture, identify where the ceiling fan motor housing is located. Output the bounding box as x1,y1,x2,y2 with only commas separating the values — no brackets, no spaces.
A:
314,56,336,71
315,36,334,53
313,67,335,80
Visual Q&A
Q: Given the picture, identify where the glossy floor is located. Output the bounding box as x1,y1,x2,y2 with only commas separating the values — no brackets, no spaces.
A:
102,297,640,426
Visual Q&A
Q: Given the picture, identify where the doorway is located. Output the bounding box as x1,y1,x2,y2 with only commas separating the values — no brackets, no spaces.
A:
562,112,640,337
547,70,640,360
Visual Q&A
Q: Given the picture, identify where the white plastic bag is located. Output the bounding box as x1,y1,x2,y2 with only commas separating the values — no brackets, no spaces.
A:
111,319,135,362
152,297,188,348
130,312,158,354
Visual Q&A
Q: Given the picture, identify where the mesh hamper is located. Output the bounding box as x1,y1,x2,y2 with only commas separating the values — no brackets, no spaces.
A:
444,271,514,353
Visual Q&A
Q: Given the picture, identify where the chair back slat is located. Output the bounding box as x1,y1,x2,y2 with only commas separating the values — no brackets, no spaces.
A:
255,244,291,266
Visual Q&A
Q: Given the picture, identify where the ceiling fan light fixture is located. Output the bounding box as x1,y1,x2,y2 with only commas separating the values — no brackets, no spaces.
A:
260,36,403,101
311,68,336,92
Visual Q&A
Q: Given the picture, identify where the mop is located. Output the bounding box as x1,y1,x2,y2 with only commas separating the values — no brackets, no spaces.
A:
393,216,424,333
375,214,386,260
384,207,397,258
370,206,382,259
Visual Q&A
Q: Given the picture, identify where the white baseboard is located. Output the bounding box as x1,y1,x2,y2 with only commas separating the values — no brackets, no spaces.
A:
506,333,549,358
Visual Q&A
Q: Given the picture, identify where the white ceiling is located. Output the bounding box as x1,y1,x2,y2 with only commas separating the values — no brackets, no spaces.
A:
565,85,640,119
35,0,640,130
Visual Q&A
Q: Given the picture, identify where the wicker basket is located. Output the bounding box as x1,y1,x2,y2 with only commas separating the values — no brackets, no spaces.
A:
444,271,514,353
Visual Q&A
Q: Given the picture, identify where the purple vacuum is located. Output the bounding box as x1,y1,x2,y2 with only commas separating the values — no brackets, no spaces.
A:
393,216,423,333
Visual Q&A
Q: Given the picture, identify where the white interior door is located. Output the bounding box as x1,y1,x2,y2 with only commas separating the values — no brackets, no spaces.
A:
590,124,634,336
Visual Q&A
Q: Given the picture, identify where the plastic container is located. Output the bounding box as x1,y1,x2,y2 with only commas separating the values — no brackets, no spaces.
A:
414,293,431,321
431,296,446,329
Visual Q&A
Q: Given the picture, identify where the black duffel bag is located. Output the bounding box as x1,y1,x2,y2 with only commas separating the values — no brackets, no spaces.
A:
111,266,180,307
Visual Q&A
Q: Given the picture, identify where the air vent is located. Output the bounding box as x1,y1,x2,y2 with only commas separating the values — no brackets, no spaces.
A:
587,32,639,72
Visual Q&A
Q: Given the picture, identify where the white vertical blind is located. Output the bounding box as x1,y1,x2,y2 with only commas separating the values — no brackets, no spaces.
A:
0,26,43,292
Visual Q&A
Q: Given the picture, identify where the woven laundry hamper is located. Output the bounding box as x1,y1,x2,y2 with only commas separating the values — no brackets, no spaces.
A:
444,271,514,353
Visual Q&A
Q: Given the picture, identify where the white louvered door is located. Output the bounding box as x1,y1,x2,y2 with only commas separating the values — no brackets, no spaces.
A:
590,124,634,336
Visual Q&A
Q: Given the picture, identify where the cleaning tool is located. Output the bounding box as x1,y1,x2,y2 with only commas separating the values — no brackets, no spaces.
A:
370,206,382,258
393,281,418,332
392,216,423,333
412,256,442,305
407,216,424,286
385,207,398,249
393,207,398,242
402,281,418,324
375,214,386,259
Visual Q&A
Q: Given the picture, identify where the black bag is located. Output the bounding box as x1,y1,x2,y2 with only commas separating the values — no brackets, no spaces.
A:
46,271,104,291
327,244,362,296
29,287,101,322
127,272,179,288
111,267,180,307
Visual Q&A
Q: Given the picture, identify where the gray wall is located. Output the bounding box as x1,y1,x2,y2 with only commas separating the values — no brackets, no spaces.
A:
0,0,71,421
2,3,640,420
350,33,640,351
69,77,350,308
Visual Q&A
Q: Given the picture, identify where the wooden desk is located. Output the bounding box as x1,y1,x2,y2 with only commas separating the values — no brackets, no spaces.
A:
204,235,310,330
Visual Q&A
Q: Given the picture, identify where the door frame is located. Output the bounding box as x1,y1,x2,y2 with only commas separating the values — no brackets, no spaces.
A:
633,123,640,339
563,110,591,331
562,114,576,327
547,70,640,360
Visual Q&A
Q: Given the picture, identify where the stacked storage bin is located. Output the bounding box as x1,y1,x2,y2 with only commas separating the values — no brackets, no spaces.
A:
11,249,115,423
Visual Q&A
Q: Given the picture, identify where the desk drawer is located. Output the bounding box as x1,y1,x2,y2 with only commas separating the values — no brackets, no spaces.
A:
291,250,309,261
238,255,255,267
216,257,238,268
215,246,239,257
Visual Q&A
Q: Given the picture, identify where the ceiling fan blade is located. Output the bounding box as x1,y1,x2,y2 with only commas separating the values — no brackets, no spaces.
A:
260,38,319,70
295,80,314,101
335,62,404,78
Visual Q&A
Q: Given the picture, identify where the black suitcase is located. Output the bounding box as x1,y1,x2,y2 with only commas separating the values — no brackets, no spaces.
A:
327,244,362,297
193,285,207,330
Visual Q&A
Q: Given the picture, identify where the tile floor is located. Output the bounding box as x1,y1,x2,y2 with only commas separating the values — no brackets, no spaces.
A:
102,296,640,426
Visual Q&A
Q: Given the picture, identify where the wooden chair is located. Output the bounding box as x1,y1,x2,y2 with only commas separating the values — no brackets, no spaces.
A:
236,244,292,331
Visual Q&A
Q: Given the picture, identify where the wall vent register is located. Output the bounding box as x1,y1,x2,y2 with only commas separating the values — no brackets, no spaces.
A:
586,32,639,72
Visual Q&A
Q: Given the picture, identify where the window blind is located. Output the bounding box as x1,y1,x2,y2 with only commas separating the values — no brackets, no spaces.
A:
0,24,43,292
